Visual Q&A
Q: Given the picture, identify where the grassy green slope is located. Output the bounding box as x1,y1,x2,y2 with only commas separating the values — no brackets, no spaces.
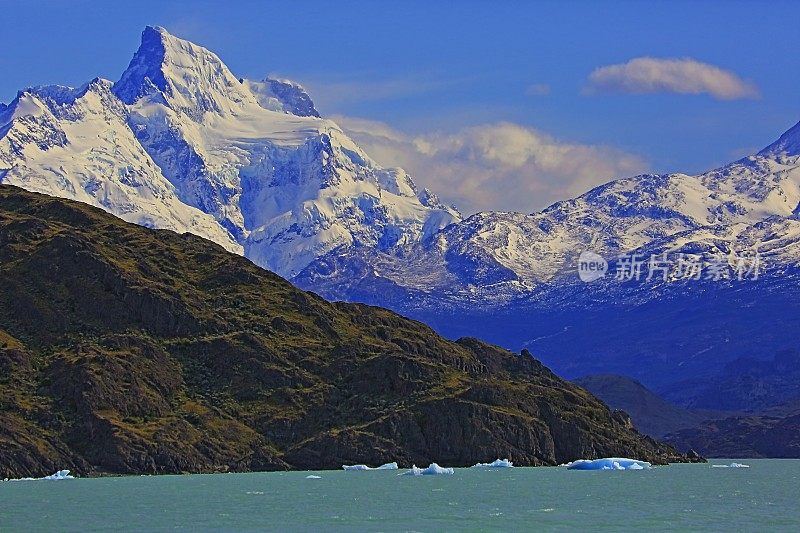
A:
0,185,692,477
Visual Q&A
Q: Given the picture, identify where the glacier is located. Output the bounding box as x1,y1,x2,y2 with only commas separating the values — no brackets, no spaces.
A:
565,458,651,471
342,462,398,471
400,463,455,476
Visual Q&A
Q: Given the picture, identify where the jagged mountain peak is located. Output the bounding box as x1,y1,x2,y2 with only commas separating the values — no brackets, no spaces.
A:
115,26,324,122
2,27,459,280
113,26,318,123
114,26,254,117
113,26,176,103
0,90,71,161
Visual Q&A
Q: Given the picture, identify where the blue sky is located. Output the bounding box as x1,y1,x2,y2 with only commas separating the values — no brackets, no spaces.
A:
2,0,799,213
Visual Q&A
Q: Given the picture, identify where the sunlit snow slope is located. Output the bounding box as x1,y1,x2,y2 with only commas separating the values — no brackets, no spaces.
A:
0,26,459,277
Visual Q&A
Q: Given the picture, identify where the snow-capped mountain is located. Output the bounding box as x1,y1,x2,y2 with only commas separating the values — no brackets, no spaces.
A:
0,26,459,277
4,26,798,296
2,26,800,409
0,79,240,251
290,116,800,410
296,128,800,304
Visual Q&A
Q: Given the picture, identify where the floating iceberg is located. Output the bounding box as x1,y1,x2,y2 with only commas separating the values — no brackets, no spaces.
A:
565,458,651,471
6,470,75,482
342,462,399,471
712,463,750,468
376,462,399,470
43,470,75,480
472,459,514,468
401,463,454,476
305,475,322,479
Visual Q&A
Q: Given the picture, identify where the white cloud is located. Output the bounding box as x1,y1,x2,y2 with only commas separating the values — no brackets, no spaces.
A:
585,57,760,100
334,116,648,214
526,83,551,96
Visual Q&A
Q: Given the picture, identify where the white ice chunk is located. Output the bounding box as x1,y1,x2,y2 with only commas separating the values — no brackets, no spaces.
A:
401,463,454,476
711,463,750,468
305,475,322,479
342,462,398,471
472,458,514,468
43,470,74,480
6,469,74,482
37,470,73,481
565,458,651,471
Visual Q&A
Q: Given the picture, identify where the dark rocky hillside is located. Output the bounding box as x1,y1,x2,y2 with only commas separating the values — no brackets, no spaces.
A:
573,375,711,438
665,414,800,458
0,185,694,478
664,401,800,458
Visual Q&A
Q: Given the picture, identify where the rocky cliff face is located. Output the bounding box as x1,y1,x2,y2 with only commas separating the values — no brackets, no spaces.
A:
0,186,693,478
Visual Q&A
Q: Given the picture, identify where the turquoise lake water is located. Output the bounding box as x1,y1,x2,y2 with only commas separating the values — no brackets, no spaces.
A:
2,459,799,531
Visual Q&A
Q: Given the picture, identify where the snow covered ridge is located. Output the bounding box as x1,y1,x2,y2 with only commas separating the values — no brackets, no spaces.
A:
0,79,242,253
296,145,800,304
2,25,800,303
0,26,459,278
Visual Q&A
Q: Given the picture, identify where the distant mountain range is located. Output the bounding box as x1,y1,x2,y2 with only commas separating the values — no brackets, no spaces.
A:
0,186,695,478
2,27,799,413
574,374,800,458
665,402,800,459
572,375,711,438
